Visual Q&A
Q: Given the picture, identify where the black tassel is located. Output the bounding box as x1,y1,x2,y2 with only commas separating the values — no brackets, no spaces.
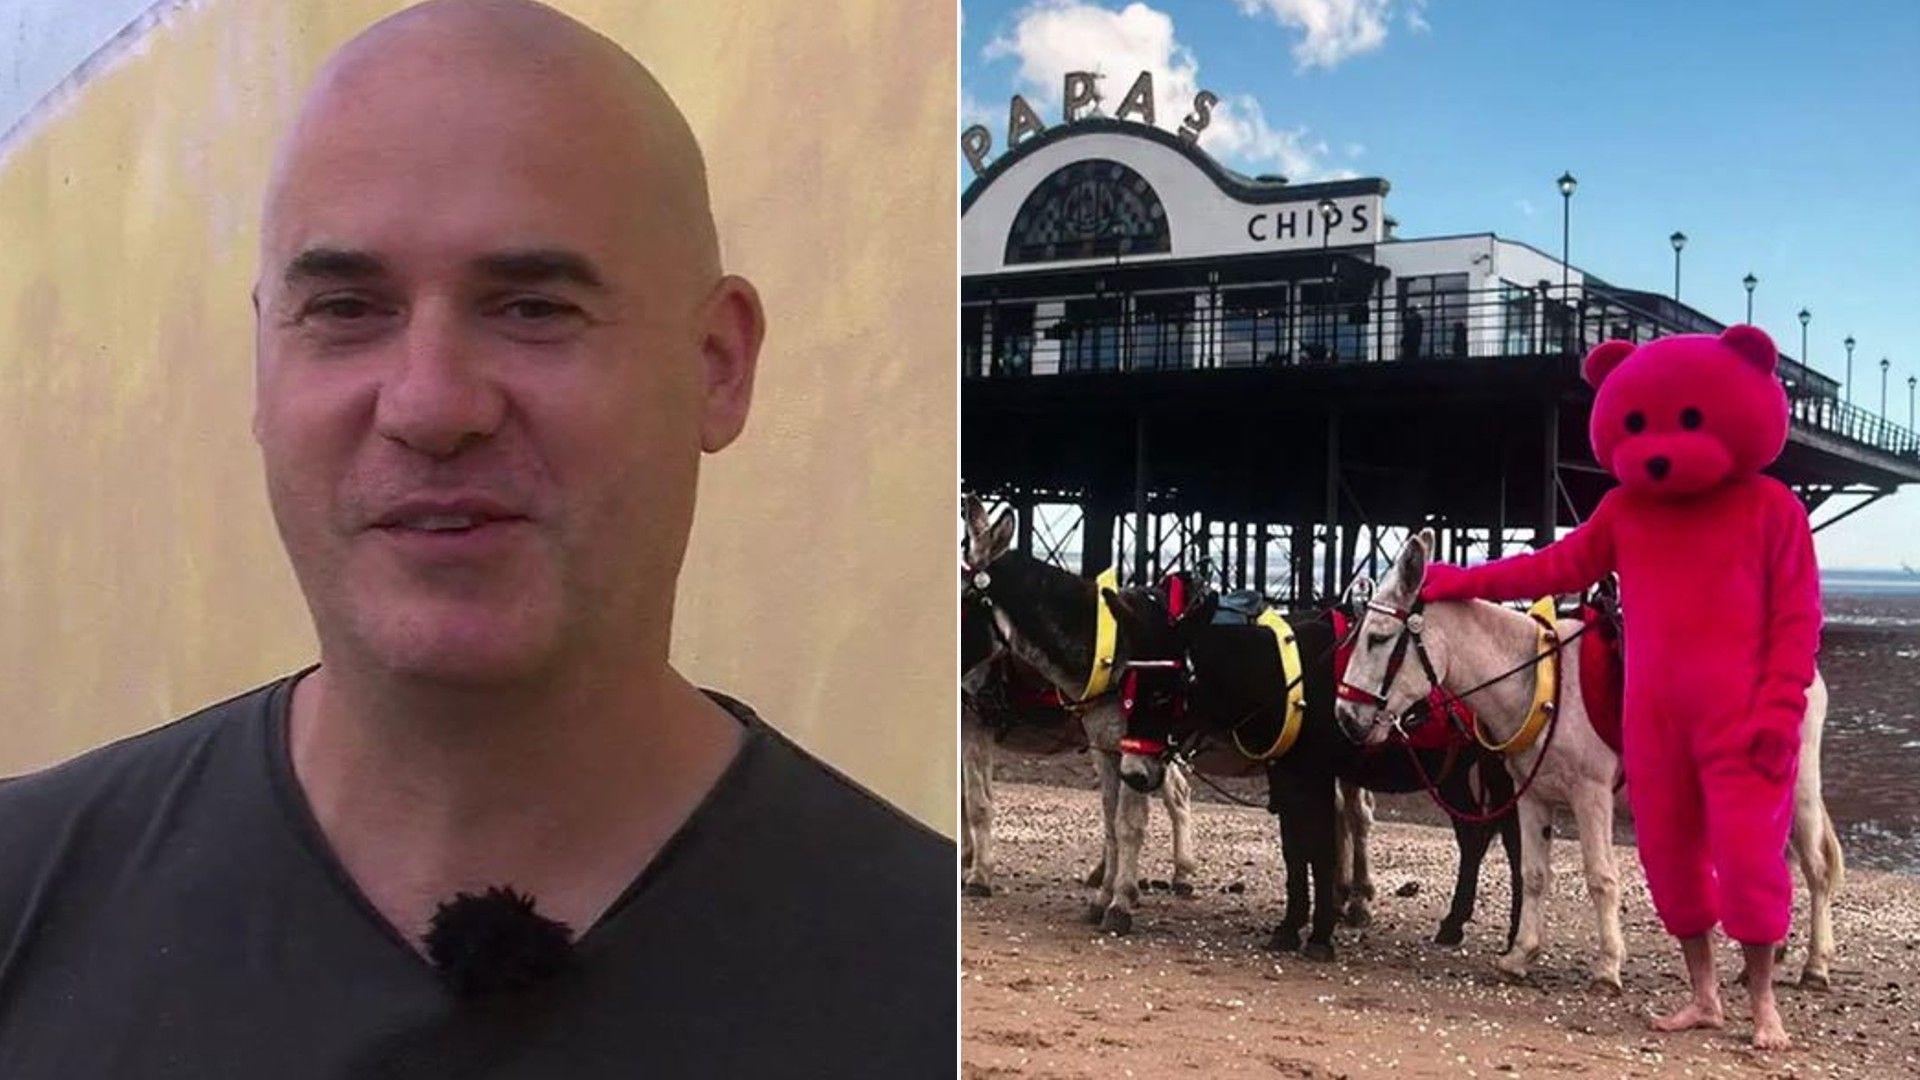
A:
422,885,575,997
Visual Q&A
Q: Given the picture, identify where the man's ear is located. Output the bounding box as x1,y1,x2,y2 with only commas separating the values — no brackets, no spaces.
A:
698,275,766,453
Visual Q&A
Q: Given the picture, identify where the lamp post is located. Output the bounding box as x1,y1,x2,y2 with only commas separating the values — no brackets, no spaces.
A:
1798,308,1810,371
1845,335,1856,403
1909,374,1916,430
1742,273,1757,323
1881,357,1891,417
1317,198,1336,359
1670,231,1686,301
1557,172,1576,303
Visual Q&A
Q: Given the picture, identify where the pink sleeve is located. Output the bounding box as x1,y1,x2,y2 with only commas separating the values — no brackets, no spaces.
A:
1752,483,1822,733
1422,491,1617,602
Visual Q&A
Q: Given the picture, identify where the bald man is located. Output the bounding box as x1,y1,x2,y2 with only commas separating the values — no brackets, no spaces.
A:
0,2,951,1076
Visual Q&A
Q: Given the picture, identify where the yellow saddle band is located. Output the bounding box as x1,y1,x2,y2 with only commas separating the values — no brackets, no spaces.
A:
1473,597,1560,755
1079,567,1121,702
1235,609,1307,761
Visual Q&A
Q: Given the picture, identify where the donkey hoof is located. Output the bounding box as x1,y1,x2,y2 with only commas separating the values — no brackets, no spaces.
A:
1494,954,1532,982
1266,930,1303,953
1302,941,1336,963
963,881,994,898
1800,970,1831,992
1085,902,1108,925
1433,924,1465,947
1172,880,1196,898
1588,975,1624,997
1343,904,1373,929
1100,908,1134,935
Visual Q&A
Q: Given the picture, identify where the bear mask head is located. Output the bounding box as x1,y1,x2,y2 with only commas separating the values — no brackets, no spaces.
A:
1582,325,1788,498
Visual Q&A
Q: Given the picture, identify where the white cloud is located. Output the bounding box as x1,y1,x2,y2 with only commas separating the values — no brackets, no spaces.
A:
983,1,1348,180
1231,0,1413,70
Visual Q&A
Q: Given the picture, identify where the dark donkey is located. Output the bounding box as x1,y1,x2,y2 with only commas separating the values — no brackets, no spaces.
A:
963,499,1197,928
1106,583,1522,960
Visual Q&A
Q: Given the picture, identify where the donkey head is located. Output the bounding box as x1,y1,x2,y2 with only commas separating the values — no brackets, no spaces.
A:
1334,529,1450,746
1103,574,1218,794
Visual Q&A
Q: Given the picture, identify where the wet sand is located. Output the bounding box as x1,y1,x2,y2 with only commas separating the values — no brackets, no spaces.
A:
964,782,1920,1079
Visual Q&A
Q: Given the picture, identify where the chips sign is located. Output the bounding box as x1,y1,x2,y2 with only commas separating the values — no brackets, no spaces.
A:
961,70,1215,178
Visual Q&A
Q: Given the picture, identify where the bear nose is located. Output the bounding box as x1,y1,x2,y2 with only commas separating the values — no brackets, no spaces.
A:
1647,456,1671,480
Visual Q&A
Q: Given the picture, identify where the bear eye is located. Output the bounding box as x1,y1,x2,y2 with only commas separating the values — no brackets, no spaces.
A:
1680,407,1702,430
1624,411,1646,434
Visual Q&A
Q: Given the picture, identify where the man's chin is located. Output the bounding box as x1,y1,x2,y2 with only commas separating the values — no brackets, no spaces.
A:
350,611,559,687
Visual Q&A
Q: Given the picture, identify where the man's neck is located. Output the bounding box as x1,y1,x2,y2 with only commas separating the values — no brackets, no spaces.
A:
286,654,746,951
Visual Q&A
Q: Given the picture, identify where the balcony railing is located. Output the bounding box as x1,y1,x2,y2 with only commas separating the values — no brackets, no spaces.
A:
963,284,1917,460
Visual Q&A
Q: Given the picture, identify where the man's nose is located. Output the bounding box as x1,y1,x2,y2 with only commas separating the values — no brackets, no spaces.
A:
374,307,505,458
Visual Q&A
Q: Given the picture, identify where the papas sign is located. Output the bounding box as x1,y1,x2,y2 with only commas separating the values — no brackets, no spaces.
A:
961,70,1215,178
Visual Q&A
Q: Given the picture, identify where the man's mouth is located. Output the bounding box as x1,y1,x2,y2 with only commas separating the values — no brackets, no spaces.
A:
370,498,532,548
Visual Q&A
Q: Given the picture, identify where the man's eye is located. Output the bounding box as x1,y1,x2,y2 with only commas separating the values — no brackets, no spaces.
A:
499,298,577,320
308,296,382,321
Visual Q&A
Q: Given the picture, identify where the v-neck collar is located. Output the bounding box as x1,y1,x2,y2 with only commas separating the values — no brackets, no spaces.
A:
258,665,765,982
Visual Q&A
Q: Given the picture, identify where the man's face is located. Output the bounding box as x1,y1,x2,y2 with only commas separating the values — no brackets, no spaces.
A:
255,60,714,684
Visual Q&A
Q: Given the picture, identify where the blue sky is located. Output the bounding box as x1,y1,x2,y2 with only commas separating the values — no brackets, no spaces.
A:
962,0,1920,569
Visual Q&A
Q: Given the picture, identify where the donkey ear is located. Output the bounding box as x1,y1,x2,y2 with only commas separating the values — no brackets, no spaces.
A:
1179,592,1218,629
963,494,990,536
1395,531,1430,593
1581,339,1635,388
1720,324,1778,373
983,508,1016,561
1101,587,1137,628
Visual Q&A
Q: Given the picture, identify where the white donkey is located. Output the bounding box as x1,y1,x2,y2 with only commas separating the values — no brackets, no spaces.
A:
1337,531,1843,990
962,499,1197,928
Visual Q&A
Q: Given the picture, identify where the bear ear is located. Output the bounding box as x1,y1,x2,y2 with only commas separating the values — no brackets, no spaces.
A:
1581,340,1635,389
1720,324,1778,373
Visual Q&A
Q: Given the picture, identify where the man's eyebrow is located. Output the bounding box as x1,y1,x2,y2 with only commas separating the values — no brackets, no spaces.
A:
471,249,607,290
281,247,391,287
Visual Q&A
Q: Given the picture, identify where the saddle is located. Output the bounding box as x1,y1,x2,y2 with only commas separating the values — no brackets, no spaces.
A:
1577,601,1625,756
969,654,1087,755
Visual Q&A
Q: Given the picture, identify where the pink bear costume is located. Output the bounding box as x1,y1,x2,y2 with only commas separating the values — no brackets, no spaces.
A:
1423,325,1821,946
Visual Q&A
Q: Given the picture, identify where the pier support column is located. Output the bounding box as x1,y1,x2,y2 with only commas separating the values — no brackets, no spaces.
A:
1537,396,1559,549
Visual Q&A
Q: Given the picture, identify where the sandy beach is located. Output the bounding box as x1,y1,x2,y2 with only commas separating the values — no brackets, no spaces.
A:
963,782,1920,1079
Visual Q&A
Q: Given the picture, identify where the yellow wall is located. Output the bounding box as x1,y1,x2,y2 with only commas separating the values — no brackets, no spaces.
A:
0,0,957,833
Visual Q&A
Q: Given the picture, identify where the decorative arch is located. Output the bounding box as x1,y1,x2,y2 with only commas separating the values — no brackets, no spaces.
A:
1003,157,1170,265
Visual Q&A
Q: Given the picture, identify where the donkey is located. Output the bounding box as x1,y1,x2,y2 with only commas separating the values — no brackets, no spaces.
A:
1108,583,1522,961
962,499,1197,929
1336,530,1844,990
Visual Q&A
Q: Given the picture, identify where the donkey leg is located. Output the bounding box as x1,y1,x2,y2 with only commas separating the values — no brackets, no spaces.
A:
1497,795,1553,981
1487,765,1524,952
1438,818,1494,947
1570,782,1625,994
1339,780,1376,927
1088,752,1123,922
1789,800,1840,990
1267,810,1309,953
1102,782,1150,934
1302,793,1343,961
961,722,996,897
1160,763,1199,897
1435,764,1489,945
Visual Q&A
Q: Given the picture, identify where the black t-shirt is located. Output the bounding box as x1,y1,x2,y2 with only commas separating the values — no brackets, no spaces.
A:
0,670,955,1078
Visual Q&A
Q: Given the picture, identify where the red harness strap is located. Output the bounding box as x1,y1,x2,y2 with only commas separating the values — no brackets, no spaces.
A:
1330,610,1474,752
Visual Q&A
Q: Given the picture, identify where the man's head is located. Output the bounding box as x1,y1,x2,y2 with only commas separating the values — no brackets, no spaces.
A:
254,0,763,686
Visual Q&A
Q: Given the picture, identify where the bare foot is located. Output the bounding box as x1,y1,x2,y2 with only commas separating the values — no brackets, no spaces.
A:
1649,996,1725,1033
1751,999,1792,1050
